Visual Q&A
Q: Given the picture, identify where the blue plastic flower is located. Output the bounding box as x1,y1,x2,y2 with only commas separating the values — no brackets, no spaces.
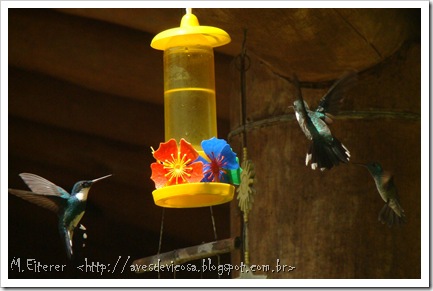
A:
197,137,240,183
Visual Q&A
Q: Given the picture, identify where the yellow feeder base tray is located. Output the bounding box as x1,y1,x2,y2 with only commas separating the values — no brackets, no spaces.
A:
152,182,234,208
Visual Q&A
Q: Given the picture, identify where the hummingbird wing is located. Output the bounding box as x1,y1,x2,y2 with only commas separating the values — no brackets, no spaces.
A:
377,171,407,226
293,74,318,137
316,71,357,115
381,171,401,201
381,171,396,188
9,188,67,214
19,173,70,199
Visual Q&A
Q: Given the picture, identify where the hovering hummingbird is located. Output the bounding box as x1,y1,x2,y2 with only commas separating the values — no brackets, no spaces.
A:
9,173,112,259
355,162,407,226
291,71,356,170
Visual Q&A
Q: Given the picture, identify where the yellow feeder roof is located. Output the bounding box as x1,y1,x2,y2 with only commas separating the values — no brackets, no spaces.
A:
151,12,231,50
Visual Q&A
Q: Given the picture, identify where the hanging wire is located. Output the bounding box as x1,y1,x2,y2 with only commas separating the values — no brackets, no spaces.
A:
209,206,221,278
209,206,218,241
235,29,251,149
234,28,252,269
157,208,165,279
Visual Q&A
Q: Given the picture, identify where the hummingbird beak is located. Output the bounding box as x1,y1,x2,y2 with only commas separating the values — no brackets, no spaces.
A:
352,163,367,167
92,174,113,183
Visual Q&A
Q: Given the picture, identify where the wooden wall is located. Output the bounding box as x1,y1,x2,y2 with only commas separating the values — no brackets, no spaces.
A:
229,43,421,279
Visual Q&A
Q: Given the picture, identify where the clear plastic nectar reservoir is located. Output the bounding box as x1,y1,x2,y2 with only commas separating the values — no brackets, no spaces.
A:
151,11,230,151
164,45,217,149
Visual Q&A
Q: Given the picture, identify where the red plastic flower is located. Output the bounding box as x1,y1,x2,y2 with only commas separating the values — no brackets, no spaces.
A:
151,138,203,189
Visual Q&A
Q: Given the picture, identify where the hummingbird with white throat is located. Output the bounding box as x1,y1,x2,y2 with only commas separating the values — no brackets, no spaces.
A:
355,162,407,226
291,71,356,170
9,173,112,259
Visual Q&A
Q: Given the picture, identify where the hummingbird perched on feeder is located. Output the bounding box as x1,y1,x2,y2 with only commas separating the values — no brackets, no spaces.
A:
291,71,357,170
9,173,112,259
355,162,407,226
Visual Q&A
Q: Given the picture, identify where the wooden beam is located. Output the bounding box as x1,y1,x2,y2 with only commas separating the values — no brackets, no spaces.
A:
8,67,231,146
54,8,417,81
8,9,234,120
132,237,241,273
8,67,163,146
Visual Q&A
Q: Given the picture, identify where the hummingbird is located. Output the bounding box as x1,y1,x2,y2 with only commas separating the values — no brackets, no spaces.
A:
291,71,356,170
355,162,407,226
9,173,112,259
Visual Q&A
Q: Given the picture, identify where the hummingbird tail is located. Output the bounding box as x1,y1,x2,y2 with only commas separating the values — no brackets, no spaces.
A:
378,204,407,227
307,137,350,170
59,227,74,259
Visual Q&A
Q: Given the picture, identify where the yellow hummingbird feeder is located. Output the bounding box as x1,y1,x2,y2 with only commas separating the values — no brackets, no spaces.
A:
150,9,237,208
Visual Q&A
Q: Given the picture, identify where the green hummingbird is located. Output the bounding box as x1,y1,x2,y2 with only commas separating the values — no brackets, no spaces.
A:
9,173,112,259
291,71,357,170
355,162,407,226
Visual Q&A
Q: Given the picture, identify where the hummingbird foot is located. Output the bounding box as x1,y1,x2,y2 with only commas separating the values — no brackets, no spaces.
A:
82,232,87,247
78,224,87,248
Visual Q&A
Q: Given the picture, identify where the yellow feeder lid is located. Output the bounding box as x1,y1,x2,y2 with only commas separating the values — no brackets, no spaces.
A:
151,12,231,50
152,182,235,208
